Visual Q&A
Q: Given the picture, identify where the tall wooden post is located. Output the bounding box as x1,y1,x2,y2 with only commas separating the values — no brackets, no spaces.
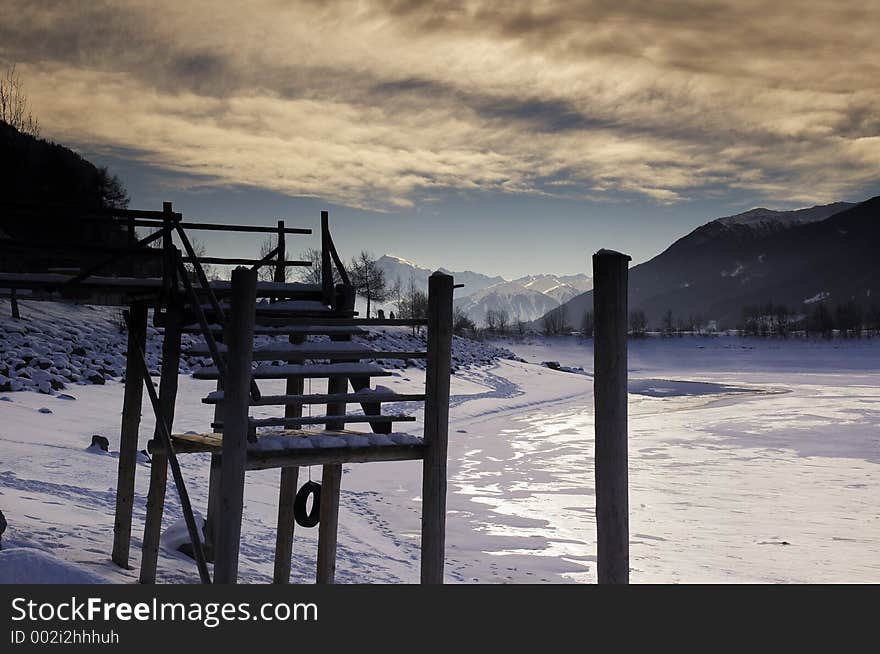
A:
421,271,453,584
205,322,231,562
112,301,148,569
214,267,256,584
139,290,183,584
315,283,354,584
274,220,286,285
273,333,304,584
10,288,20,319
592,249,631,584
320,211,333,307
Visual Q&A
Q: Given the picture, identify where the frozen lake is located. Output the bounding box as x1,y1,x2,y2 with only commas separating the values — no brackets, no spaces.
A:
1,335,879,583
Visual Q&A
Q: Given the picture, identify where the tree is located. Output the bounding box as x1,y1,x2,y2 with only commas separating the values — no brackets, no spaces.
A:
186,237,216,280
629,309,647,337
295,247,344,287
485,308,509,334
96,166,129,210
0,64,40,137
661,309,674,337
399,273,427,335
808,302,835,338
349,251,389,318
581,310,594,338
256,237,286,282
452,305,475,335
542,305,568,336
835,302,863,337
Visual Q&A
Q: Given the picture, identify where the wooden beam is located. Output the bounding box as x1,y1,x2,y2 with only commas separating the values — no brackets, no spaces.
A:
273,466,299,584
111,301,147,569
202,391,426,406
315,463,342,583
213,267,257,584
421,271,453,584
592,249,631,584
273,332,303,584
138,295,183,584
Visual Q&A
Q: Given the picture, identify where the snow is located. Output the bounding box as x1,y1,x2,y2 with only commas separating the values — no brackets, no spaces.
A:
0,548,111,584
804,291,831,304
1,299,879,583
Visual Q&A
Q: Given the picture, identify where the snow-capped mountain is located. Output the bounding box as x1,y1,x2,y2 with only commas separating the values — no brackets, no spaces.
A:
452,280,562,325
537,197,878,330
374,255,591,325
515,274,592,304
376,255,505,298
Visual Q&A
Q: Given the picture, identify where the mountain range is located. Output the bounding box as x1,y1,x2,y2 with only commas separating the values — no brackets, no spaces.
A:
535,197,879,330
375,255,592,324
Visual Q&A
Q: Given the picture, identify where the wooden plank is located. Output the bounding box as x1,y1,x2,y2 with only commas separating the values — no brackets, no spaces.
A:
273,466,299,584
214,268,257,584
238,414,415,429
315,463,342,584
248,445,423,471
592,249,631,585
182,324,367,337
186,346,426,361
111,301,147,569
202,391,426,406
257,317,427,327
193,364,392,381
421,271,453,584
138,296,183,584
182,256,311,267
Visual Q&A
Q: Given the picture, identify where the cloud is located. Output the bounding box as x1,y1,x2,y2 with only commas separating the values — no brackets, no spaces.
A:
1,0,878,209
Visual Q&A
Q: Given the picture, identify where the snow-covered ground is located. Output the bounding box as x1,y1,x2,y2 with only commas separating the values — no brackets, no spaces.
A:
1,301,879,583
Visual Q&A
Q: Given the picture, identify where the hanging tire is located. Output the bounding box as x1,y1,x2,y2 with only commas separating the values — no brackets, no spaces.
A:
294,480,321,528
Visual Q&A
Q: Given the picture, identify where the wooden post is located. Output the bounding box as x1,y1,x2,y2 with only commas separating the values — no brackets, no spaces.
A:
112,301,148,569
205,323,230,561
214,267,256,584
421,271,453,584
274,220,285,285
320,211,333,307
592,249,631,584
273,332,304,584
315,464,341,583
10,288,20,319
139,291,183,584
315,284,354,583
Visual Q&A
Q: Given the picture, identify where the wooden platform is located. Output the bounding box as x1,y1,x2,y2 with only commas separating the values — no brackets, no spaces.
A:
168,429,425,470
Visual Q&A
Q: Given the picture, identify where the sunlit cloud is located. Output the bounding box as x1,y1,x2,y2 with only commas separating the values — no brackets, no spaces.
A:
1,0,877,209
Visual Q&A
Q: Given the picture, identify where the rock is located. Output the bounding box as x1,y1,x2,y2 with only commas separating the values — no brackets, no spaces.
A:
90,435,110,452
542,361,561,370
71,346,87,357
37,407,52,414
85,370,105,385
56,393,76,401
0,509,6,549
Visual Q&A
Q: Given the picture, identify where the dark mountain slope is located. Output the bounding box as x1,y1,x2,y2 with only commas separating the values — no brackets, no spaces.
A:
537,198,878,330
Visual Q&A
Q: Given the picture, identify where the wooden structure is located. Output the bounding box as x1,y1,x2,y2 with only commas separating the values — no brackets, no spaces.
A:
592,249,631,584
0,201,454,584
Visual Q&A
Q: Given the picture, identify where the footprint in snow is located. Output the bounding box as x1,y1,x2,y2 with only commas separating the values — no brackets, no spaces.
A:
38,407,52,414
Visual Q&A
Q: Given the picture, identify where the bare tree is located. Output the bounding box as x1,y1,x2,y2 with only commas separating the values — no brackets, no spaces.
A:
294,246,344,287
0,64,40,136
256,237,286,282
485,308,509,334
400,273,427,335
542,305,569,336
581,310,594,338
349,250,390,318
186,237,216,280
629,309,647,337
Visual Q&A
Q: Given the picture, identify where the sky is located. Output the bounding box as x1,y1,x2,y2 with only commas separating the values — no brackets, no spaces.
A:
2,0,879,279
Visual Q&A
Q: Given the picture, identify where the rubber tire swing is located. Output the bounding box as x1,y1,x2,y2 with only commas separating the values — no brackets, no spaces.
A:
294,481,321,528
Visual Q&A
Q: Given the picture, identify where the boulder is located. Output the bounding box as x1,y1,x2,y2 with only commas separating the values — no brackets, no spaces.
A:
90,435,110,452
